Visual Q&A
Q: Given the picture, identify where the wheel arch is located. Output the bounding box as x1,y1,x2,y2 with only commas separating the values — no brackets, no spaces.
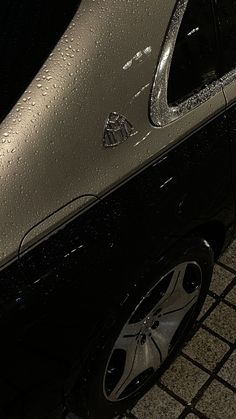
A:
189,220,227,260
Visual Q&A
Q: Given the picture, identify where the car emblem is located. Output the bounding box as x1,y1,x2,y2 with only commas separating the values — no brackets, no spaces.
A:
103,112,134,147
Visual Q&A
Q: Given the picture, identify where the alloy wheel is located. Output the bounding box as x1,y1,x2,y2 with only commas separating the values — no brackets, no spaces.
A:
103,261,202,401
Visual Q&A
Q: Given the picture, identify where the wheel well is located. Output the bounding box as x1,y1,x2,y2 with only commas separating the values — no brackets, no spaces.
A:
191,221,226,260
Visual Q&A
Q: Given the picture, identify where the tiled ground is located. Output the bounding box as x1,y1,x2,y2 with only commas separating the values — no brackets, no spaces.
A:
122,242,236,419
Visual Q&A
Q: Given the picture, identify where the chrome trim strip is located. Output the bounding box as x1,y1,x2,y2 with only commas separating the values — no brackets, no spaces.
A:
150,0,223,127
221,68,236,89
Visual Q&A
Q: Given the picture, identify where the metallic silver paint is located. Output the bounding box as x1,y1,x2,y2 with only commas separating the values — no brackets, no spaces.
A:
0,0,176,266
0,0,227,267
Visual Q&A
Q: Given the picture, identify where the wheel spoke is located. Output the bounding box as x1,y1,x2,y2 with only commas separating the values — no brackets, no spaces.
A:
147,263,187,316
151,327,170,362
120,320,143,338
161,264,199,315
112,321,143,354
108,337,160,400
161,290,198,316
150,262,200,318
151,307,192,362
147,262,201,361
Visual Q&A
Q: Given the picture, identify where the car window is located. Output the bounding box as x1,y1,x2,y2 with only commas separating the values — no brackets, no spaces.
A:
167,0,218,106
215,0,236,77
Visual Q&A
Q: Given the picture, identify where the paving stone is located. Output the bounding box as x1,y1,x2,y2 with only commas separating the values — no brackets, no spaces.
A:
204,302,236,342
196,380,236,419
225,285,236,306
219,240,236,271
183,328,229,371
197,295,215,320
160,356,209,402
210,265,234,295
132,385,184,419
218,350,236,388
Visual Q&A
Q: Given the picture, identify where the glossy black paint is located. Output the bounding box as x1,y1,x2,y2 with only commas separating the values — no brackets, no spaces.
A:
0,109,234,417
225,102,236,199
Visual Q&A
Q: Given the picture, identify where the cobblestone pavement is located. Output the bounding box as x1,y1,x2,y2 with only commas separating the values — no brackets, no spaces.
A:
66,241,236,419
121,241,236,419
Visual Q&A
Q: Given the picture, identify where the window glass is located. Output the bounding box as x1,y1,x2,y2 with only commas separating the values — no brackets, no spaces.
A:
215,0,236,76
168,0,218,106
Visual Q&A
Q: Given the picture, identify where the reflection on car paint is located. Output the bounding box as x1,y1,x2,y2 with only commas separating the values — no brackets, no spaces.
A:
122,46,152,70
134,131,151,147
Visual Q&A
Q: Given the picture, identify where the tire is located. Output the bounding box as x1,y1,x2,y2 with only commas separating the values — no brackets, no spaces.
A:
70,237,214,419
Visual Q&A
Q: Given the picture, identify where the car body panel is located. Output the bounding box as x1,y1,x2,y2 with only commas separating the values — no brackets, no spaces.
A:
0,0,174,266
0,0,227,268
0,0,235,417
1,106,232,417
222,79,236,198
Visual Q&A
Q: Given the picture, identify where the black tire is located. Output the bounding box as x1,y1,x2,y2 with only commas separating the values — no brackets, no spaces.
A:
70,237,214,419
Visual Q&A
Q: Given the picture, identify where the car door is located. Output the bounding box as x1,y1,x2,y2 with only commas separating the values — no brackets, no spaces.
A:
16,4,235,393
149,0,234,243
214,0,236,200
2,1,235,417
